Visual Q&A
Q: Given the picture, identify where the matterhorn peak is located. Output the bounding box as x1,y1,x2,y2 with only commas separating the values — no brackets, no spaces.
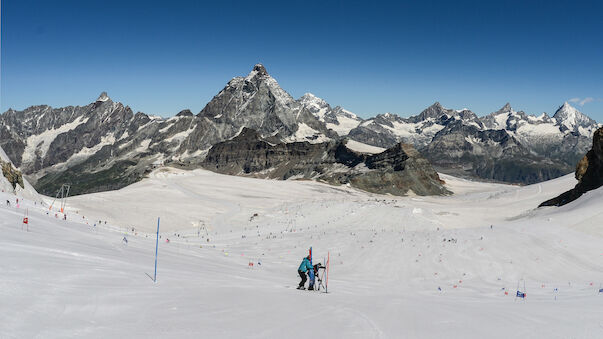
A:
245,63,269,79
252,63,267,74
96,92,110,102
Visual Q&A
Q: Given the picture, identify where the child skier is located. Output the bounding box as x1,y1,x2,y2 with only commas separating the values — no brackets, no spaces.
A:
297,255,313,290
309,263,325,290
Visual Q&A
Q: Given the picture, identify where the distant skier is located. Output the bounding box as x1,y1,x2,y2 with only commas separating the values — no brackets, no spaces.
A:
297,255,313,290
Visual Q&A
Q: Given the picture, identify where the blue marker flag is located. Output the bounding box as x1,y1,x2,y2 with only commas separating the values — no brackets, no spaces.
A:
516,291,526,298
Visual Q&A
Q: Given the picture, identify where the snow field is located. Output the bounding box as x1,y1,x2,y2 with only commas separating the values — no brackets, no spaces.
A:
1,169,603,338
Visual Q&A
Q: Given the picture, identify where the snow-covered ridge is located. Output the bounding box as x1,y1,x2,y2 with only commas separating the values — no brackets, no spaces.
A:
298,92,362,136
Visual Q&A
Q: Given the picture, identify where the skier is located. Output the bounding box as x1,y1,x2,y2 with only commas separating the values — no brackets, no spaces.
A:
297,255,313,290
310,263,325,290
308,266,315,290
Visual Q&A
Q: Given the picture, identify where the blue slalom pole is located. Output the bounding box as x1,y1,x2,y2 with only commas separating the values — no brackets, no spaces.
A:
154,217,160,283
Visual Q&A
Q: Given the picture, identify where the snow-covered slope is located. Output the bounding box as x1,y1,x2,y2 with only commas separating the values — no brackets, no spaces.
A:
344,139,386,154
3,169,602,338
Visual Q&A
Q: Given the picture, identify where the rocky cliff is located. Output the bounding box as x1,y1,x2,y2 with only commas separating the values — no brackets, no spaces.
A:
1,159,24,190
540,127,603,207
202,128,450,196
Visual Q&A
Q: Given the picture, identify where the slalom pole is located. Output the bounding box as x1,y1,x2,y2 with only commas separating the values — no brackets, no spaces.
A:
326,251,330,293
154,217,160,283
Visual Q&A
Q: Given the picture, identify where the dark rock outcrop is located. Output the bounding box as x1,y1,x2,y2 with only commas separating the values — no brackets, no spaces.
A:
202,128,450,196
540,127,603,207
1,159,25,190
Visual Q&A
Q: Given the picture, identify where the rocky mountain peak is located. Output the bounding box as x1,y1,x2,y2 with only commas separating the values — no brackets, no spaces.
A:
299,92,319,101
411,101,448,122
497,102,513,113
554,102,579,118
299,93,327,106
96,92,110,102
245,63,269,81
252,63,267,74
431,102,443,110
553,101,596,131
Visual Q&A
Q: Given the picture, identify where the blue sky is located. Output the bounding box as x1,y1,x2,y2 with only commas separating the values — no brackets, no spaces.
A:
1,0,602,121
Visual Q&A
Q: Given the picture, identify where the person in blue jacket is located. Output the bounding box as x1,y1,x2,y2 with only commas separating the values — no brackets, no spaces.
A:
297,255,313,290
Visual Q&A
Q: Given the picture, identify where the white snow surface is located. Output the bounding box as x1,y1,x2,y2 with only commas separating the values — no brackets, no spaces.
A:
285,123,330,143
21,116,89,164
2,168,603,338
345,139,386,154
326,112,362,135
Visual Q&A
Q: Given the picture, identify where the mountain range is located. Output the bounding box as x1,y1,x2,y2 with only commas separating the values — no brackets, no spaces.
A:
0,64,600,196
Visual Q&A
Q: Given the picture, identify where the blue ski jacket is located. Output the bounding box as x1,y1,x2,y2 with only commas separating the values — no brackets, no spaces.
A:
298,257,312,272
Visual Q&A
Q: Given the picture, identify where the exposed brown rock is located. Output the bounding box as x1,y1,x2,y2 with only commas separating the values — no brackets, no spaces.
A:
539,127,603,207
1,159,25,190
